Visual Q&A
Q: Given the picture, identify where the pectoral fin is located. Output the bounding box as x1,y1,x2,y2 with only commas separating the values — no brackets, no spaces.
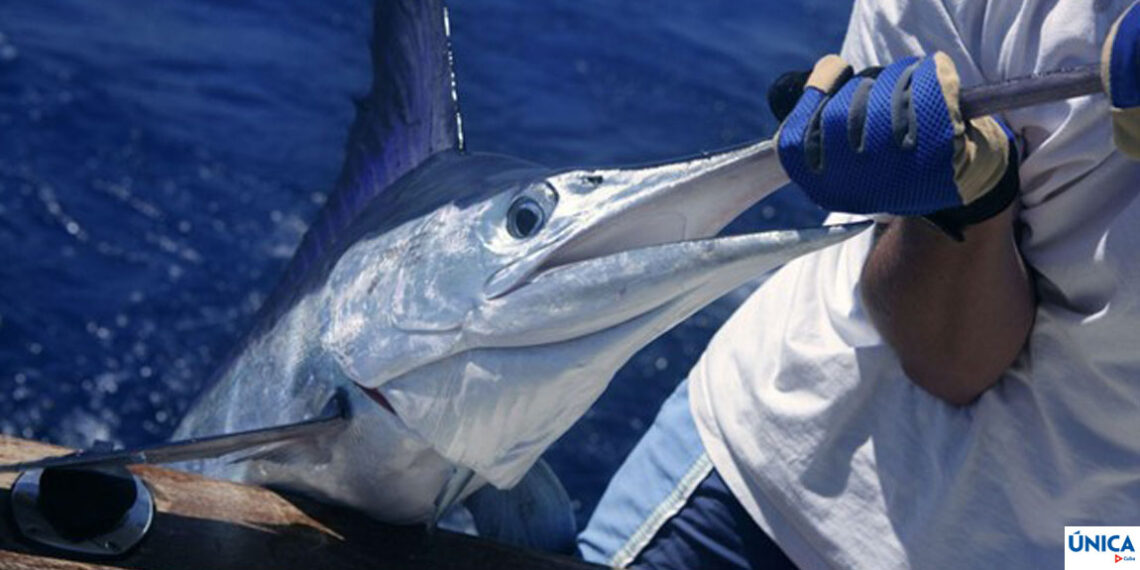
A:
464,458,576,553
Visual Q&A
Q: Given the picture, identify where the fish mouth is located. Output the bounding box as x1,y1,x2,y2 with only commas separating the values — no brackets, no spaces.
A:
466,221,870,349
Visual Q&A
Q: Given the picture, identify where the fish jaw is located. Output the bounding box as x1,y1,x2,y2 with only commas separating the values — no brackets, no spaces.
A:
374,222,870,488
467,222,870,348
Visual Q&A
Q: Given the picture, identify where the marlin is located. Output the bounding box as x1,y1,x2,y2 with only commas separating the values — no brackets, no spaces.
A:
168,0,869,545
4,0,869,551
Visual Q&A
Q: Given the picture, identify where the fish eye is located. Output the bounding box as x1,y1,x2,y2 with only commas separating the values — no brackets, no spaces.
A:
506,197,545,239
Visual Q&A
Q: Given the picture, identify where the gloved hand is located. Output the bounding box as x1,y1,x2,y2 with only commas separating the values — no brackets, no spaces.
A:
775,53,1019,240
1104,0,1140,158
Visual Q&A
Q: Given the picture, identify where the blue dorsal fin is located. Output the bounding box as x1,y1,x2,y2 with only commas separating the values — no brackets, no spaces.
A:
283,0,462,288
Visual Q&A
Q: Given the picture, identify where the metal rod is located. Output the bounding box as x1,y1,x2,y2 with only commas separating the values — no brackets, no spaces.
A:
960,63,1103,119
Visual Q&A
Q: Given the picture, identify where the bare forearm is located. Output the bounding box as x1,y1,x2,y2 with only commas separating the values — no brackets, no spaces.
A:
860,207,1034,405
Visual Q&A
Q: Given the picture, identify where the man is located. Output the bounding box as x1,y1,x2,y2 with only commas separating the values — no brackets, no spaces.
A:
579,0,1140,568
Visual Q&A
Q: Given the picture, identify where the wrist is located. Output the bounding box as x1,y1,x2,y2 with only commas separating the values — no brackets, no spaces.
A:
921,143,1020,241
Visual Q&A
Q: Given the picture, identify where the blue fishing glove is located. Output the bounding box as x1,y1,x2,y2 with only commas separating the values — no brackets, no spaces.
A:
1105,0,1140,158
776,53,1018,240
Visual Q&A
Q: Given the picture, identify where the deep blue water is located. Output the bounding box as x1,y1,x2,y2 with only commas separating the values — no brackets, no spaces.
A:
0,0,849,525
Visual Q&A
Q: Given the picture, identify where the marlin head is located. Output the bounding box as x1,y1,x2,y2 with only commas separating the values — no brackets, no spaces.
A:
319,142,867,489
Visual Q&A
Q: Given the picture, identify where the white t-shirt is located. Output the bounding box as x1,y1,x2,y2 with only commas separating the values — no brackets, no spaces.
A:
690,1,1140,568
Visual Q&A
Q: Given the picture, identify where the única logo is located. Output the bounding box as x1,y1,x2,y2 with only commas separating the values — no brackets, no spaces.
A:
1067,527,1140,569
1069,530,1136,553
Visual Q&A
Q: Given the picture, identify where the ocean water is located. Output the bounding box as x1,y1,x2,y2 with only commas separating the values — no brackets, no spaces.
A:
0,0,850,525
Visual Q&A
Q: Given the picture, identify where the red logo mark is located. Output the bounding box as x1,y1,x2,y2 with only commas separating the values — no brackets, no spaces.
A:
1117,554,1124,563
